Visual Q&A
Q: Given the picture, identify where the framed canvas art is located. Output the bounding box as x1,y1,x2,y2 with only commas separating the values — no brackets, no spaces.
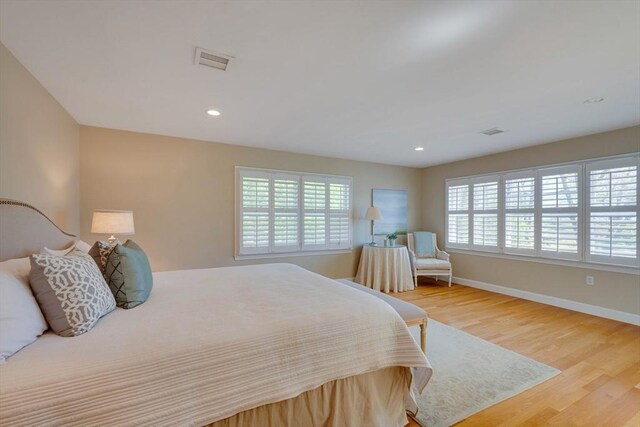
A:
372,189,408,235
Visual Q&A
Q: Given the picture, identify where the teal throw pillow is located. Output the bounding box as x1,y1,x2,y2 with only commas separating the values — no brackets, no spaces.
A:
105,240,153,309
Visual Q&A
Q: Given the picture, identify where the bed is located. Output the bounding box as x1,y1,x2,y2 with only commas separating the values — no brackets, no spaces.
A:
0,199,432,427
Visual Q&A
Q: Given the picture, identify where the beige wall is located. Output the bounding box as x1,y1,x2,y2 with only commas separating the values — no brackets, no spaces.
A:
3,41,637,315
0,43,80,233
80,126,422,277
421,126,640,315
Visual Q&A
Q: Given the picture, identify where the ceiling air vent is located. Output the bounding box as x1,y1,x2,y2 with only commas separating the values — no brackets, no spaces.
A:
194,47,232,71
480,127,504,136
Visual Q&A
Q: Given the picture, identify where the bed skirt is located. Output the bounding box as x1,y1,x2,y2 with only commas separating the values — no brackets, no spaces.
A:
206,367,412,427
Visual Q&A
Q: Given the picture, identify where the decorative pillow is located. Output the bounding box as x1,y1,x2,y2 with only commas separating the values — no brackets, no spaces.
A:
74,239,92,253
0,258,48,362
88,240,117,277
40,240,92,256
29,249,116,337
105,240,153,309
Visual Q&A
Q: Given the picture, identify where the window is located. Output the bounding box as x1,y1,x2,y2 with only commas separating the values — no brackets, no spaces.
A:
472,179,498,249
273,175,299,251
236,167,352,257
587,158,638,266
446,177,499,250
539,166,580,260
504,173,535,254
240,173,270,252
445,154,640,270
447,184,469,245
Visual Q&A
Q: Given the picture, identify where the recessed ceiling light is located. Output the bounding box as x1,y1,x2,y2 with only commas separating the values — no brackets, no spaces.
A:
415,147,424,151
583,97,604,104
207,109,221,116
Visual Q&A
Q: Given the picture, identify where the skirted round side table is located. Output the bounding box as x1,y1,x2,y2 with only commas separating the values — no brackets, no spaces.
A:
354,244,414,293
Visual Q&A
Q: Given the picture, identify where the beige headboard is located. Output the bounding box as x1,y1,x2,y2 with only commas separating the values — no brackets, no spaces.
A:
0,199,77,262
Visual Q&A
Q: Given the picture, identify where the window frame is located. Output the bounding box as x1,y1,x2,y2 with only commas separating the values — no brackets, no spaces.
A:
445,153,640,273
235,167,353,259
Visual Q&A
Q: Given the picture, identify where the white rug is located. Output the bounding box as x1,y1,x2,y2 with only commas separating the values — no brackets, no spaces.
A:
410,320,560,427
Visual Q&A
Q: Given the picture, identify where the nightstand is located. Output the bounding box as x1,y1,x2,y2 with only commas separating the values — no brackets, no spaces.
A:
354,244,414,293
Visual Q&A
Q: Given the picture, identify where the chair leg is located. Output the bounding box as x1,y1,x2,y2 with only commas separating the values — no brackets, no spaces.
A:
414,272,418,288
448,271,452,287
420,318,427,353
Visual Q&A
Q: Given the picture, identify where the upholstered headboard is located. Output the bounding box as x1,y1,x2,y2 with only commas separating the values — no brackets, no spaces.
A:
0,199,77,262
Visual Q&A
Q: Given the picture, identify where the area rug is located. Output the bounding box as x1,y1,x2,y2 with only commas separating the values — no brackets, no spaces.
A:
410,320,560,427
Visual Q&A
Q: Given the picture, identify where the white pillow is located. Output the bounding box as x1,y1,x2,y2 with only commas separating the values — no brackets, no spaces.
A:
0,258,48,362
40,240,92,256
74,239,92,253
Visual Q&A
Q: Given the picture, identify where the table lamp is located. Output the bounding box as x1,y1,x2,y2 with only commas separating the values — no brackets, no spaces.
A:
365,206,383,246
91,210,135,244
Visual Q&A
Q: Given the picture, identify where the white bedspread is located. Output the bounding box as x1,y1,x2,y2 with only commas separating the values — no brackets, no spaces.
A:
0,263,431,426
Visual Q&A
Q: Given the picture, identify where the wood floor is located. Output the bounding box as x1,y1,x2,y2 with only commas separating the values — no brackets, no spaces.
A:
397,278,640,427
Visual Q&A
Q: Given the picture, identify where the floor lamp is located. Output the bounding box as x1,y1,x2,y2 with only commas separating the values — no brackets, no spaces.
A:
365,206,382,246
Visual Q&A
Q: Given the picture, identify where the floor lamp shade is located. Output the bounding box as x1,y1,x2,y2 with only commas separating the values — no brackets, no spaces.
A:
365,206,382,221
365,206,382,245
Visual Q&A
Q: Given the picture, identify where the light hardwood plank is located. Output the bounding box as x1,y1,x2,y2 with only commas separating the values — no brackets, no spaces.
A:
401,278,640,426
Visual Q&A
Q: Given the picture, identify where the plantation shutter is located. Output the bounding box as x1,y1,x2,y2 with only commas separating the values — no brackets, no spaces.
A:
446,183,470,247
328,178,352,249
237,168,352,257
272,174,299,252
444,154,638,270
239,171,270,255
302,176,327,249
586,157,639,266
504,174,535,254
472,179,498,249
539,166,580,260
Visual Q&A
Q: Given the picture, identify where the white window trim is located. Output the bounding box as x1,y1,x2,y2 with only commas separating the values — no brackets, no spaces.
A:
446,247,640,275
445,153,640,273
235,166,353,259
235,249,352,261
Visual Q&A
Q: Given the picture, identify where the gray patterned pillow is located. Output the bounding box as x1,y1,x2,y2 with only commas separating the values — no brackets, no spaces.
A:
88,240,117,277
29,249,116,337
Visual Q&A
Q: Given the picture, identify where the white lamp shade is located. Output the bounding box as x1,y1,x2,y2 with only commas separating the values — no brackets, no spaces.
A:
91,210,135,235
365,206,383,221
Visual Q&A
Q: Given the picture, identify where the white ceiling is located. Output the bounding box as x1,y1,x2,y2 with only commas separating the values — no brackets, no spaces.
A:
1,0,639,168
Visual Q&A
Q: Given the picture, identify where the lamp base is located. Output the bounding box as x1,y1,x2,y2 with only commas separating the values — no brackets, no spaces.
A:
107,235,118,245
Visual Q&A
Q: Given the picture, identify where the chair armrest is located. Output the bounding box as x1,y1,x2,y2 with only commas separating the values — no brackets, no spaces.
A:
436,249,450,261
407,248,417,272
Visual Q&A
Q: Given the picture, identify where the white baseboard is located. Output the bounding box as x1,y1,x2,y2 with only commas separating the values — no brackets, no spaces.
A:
453,276,640,326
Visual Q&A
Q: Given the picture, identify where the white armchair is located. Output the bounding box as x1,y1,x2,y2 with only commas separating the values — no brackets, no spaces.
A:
407,232,452,287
